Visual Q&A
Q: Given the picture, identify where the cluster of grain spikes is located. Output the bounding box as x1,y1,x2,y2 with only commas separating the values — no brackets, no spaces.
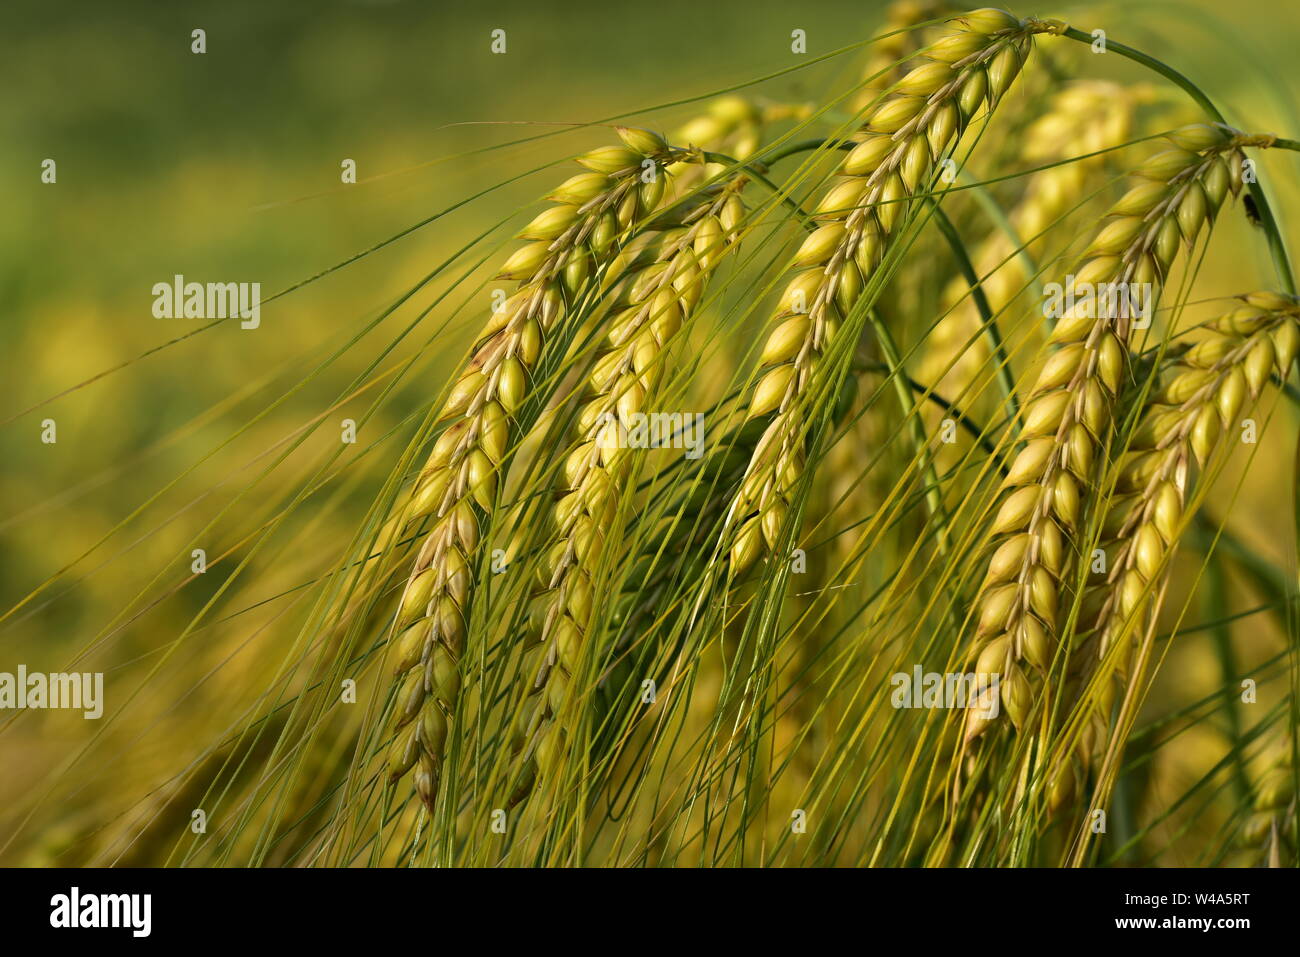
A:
724,8,1061,578
1045,291,1300,811
963,123,1263,745
383,126,689,811
510,178,747,798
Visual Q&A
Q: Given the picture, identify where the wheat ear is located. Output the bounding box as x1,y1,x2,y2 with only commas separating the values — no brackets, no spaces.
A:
383,127,685,810
965,125,1259,740
515,181,746,789
725,8,1054,576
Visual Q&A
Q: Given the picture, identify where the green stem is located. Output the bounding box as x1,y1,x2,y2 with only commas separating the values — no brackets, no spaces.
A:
926,200,1020,425
959,170,1045,312
855,362,1006,469
759,136,852,167
869,309,950,555
1204,553,1251,804
701,150,813,227
1058,25,1295,295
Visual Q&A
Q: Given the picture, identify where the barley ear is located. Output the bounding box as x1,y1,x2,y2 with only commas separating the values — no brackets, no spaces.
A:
965,125,1260,742
383,131,685,811
514,180,746,794
727,11,1051,579
852,0,953,114
1055,293,1300,785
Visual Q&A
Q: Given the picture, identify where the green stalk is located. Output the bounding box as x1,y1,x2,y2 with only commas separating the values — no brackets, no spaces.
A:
857,361,1006,468
870,309,950,555
959,170,1044,313
1204,555,1251,803
702,150,813,226
926,199,1020,425
759,136,851,168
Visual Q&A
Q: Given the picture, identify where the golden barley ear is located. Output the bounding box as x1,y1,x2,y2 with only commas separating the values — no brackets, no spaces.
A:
513,179,747,796
1039,292,1300,810
964,124,1257,744
724,10,1054,581
382,127,687,811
